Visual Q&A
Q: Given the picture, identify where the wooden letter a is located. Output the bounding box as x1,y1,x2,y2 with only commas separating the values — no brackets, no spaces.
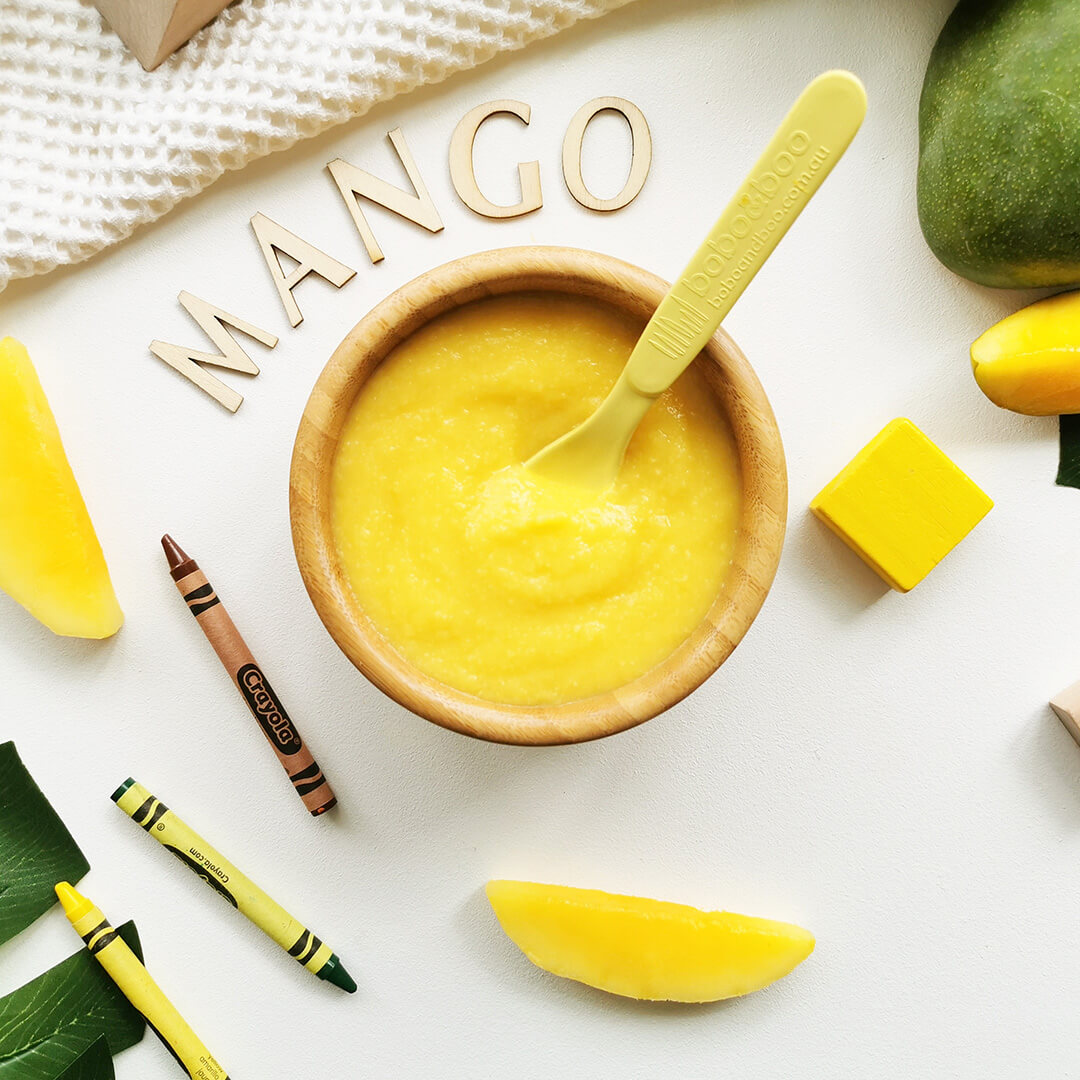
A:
250,213,357,328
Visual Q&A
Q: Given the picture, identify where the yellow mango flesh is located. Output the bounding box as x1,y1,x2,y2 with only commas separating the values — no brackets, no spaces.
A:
486,880,814,1002
0,338,122,638
330,294,740,706
971,290,1080,415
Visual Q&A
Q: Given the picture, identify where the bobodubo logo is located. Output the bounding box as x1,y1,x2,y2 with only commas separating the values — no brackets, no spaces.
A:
682,131,825,304
738,128,811,218
238,663,303,754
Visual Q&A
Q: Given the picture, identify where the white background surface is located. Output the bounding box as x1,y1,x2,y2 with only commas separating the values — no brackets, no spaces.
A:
2,1,1079,1076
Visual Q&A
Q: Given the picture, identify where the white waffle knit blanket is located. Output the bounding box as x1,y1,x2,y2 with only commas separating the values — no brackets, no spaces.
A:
0,0,636,293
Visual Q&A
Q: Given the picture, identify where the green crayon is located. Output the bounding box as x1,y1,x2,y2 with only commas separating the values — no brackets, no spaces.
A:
113,779,355,993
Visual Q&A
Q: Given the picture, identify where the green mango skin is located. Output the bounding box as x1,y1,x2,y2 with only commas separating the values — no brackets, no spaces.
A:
918,0,1080,288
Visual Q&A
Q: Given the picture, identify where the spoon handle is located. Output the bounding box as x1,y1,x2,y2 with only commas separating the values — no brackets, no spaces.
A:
624,70,866,397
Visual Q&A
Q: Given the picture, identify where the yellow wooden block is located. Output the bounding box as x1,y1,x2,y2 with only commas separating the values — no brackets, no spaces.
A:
810,418,992,592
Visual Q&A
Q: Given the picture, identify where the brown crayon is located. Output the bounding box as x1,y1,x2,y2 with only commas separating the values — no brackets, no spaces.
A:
161,534,336,816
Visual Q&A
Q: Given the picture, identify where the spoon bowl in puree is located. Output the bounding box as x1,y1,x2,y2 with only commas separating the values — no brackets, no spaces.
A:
290,246,786,745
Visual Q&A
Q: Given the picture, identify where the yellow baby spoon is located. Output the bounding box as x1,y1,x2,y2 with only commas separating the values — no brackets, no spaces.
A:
526,70,867,490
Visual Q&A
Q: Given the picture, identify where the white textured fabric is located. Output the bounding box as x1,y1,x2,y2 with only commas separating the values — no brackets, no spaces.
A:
0,0,636,292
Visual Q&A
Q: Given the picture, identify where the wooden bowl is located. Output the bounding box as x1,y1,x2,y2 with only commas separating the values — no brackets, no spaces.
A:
290,247,786,745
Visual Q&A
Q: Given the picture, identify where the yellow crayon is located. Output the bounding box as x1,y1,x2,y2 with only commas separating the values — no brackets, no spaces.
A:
112,779,356,993
55,882,229,1080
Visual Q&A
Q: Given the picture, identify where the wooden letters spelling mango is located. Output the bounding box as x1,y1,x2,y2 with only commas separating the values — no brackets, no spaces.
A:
151,98,652,411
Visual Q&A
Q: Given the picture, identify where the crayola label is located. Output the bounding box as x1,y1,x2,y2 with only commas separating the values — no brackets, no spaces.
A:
165,845,238,908
236,663,303,754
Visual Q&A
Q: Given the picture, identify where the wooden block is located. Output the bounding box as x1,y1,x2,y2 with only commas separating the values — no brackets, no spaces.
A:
810,418,993,592
1050,682,1080,747
93,0,234,70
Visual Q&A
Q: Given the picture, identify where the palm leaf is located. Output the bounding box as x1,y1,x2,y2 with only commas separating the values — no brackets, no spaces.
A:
0,742,89,945
0,922,144,1079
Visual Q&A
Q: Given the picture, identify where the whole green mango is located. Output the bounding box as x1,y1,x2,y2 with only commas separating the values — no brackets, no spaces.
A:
918,0,1080,288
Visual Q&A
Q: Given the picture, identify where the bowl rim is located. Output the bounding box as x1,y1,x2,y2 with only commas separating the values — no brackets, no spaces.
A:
290,245,787,745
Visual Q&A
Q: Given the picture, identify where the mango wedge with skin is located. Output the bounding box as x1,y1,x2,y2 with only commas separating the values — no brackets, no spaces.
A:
971,291,1080,415
0,338,123,637
486,880,814,1002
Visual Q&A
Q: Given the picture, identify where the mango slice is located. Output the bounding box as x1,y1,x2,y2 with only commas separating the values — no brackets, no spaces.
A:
971,291,1080,415
0,338,123,638
486,880,814,1002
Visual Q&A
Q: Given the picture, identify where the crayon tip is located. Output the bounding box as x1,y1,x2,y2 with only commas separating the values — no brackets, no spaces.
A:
55,881,93,920
111,778,136,803
160,533,191,571
319,954,357,994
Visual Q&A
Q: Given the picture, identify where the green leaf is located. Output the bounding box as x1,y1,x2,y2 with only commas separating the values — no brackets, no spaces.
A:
0,742,90,945
0,921,145,1080
1058,414,1080,489
53,1038,112,1080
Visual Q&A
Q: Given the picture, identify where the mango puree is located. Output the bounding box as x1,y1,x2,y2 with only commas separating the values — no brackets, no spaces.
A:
330,293,742,706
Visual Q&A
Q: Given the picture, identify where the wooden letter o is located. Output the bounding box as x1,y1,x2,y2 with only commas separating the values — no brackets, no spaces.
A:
449,100,543,219
562,97,652,213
